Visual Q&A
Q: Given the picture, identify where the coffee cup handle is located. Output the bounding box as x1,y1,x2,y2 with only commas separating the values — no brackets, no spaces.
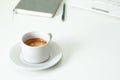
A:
48,33,52,41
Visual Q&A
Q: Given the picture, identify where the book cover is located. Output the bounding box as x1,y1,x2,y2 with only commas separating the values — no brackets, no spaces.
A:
14,0,63,17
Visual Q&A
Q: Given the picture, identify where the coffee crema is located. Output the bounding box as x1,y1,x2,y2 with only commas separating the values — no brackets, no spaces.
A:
24,38,47,47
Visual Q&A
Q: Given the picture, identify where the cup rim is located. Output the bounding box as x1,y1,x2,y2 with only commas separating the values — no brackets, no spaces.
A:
21,32,51,48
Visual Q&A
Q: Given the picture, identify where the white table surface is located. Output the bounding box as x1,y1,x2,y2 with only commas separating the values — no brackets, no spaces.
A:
0,0,120,80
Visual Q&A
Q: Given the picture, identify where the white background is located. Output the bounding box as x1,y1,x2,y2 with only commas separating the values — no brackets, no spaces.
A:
0,0,120,80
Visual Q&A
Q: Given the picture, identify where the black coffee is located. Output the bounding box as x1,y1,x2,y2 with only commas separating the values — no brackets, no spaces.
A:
24,38,47,47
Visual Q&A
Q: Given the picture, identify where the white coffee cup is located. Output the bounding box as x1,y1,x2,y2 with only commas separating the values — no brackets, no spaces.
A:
21,32,52,64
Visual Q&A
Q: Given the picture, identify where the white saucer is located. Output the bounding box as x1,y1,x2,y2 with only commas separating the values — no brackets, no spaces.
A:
9,41,62,70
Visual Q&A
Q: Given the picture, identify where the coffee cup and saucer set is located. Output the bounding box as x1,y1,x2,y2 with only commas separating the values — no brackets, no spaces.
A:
9,32,62,70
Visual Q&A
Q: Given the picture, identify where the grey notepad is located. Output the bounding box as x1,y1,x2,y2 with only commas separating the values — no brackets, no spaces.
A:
14,0,63,17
